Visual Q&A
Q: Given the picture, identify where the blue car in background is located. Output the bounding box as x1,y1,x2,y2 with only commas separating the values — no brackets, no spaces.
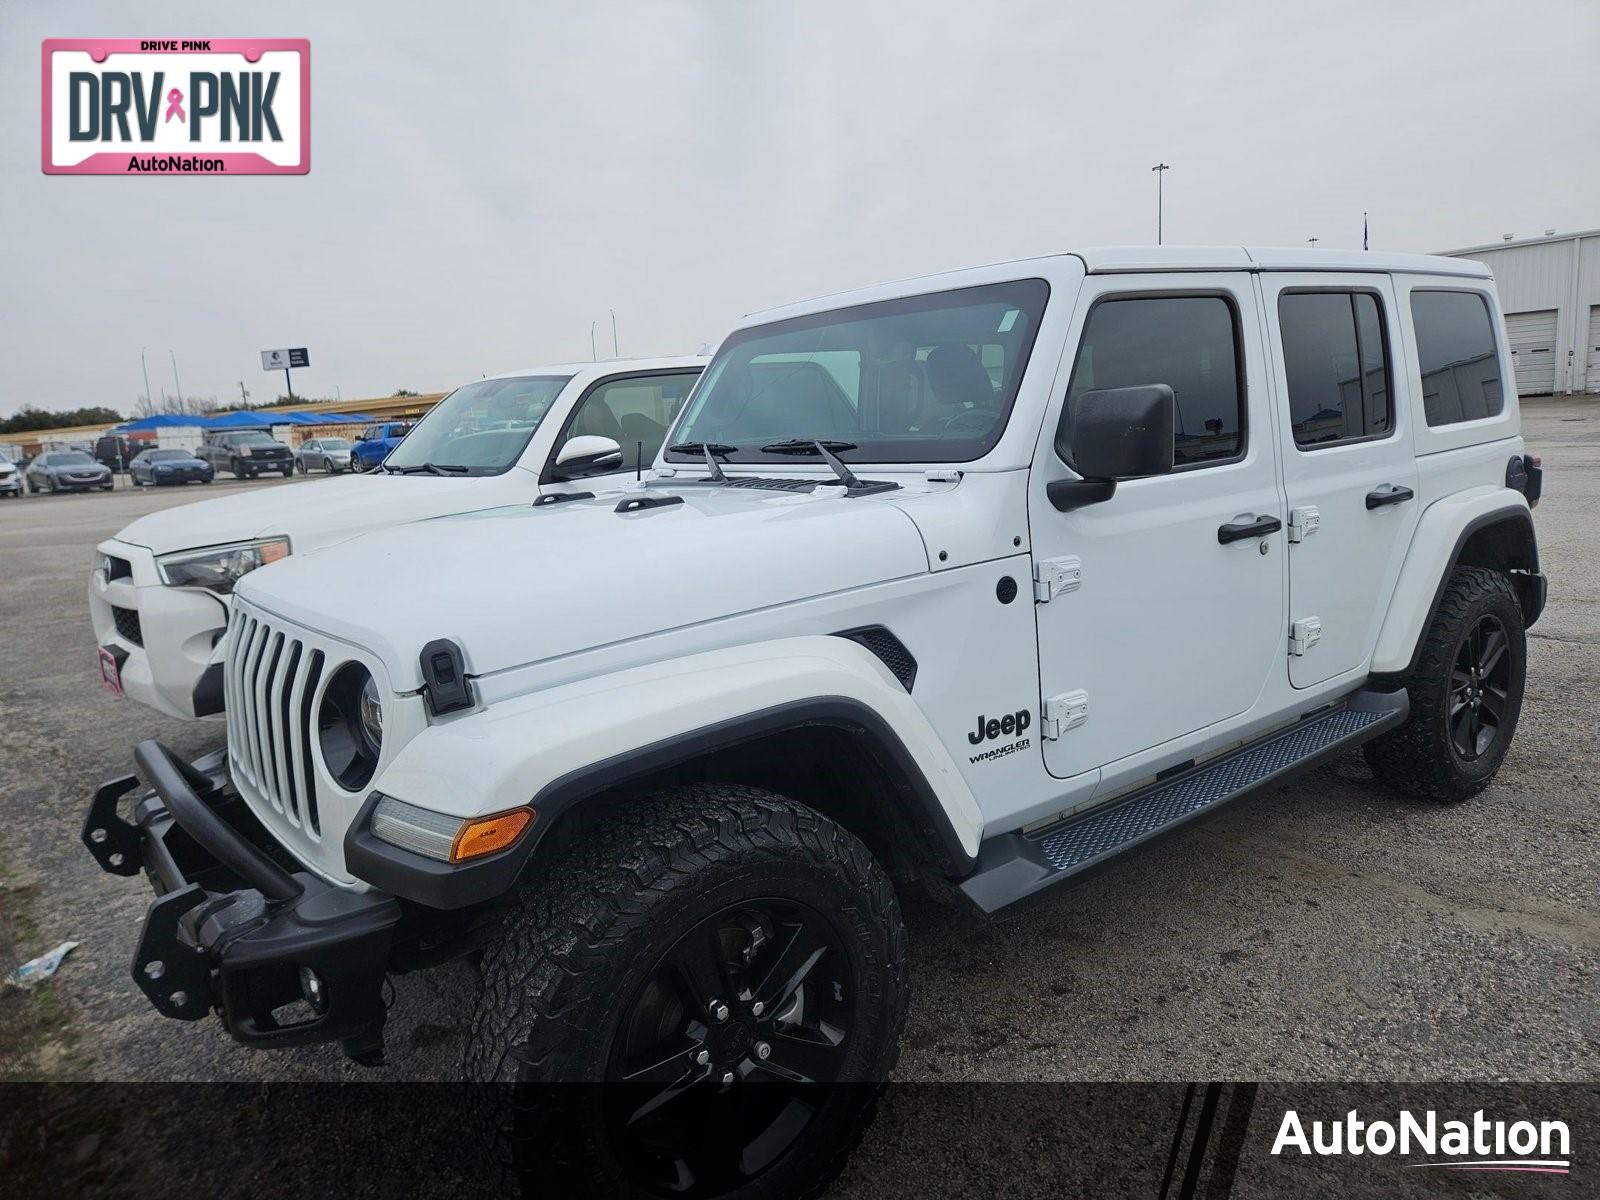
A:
129,447,214,487
350,421,413,472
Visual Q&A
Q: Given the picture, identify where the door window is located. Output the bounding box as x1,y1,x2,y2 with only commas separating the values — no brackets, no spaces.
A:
1411,290,1504,426
1278,291,1393,447
1062,295,1244,468
553,371,702,473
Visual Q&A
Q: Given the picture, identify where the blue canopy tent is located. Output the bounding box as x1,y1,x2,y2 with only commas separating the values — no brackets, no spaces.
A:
198,411,274,429
112,414,208,432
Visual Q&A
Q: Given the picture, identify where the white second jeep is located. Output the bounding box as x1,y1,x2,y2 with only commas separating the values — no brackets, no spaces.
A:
85,247,1544,1198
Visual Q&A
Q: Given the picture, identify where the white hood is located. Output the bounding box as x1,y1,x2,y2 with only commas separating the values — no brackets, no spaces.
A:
111,471,536,556
235,485,932,690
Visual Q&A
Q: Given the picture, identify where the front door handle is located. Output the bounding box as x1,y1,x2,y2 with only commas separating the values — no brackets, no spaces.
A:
1217,514,1282,544
1365,484,1415,510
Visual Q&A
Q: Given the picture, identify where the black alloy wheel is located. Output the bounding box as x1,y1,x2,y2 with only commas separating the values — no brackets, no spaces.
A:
1450,613,1512,761
603,897,852,1196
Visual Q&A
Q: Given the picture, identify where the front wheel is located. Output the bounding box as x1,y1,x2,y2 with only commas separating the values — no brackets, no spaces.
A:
1365,566,1527,802
467,785,907,1200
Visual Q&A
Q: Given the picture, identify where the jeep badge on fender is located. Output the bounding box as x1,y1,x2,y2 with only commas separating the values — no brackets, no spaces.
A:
970,709,1032,744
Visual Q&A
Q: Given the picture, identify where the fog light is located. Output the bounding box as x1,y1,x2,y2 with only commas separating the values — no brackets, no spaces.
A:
298,965,328,1016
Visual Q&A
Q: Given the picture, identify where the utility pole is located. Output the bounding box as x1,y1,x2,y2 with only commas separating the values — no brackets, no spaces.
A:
590,321,597,361
1151,163,1170,244
169,350,184,406
1307,236,1320,248
1363,212,1369,251
238,381,249,409
610,309,619,357
140,348,152,411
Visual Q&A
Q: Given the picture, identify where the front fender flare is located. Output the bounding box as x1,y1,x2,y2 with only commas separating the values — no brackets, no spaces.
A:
345,637,981,907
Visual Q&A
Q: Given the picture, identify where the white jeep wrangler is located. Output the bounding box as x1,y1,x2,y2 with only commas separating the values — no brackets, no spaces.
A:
88,358,704,720
85,247,1543,1198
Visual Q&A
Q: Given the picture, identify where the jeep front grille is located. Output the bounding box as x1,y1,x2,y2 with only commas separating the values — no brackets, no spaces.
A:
224,606,326,839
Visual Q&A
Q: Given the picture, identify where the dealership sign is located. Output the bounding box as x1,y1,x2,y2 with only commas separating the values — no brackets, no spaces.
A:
261,348,309,370
42,39,309,175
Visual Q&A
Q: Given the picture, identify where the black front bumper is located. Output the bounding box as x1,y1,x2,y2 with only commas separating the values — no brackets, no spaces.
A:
82,741,400,1062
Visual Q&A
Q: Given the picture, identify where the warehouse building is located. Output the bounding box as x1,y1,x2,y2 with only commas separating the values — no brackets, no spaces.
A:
1438,228,1600,396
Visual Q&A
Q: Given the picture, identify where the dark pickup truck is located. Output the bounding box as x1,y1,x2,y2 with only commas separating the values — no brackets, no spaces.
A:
198,432,295,480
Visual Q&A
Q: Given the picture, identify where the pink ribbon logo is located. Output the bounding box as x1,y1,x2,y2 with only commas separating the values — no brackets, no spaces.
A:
164,88,185,123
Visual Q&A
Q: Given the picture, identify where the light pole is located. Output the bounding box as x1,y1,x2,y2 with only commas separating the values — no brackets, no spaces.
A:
169,350,184,406
140,347,152,411
1307,236,1320,248
610,309,619,357
1151,163,1170,244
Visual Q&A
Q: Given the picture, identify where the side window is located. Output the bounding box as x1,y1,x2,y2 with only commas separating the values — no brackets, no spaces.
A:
554,371,700,472
1063,295,1244,467
1410,290,1504,426
1278,291,1393,447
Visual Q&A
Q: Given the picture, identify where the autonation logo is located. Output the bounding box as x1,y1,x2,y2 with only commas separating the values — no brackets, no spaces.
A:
1272,1107,1571,1175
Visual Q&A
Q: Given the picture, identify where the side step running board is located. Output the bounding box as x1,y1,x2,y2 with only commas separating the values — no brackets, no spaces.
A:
957,688,1409,915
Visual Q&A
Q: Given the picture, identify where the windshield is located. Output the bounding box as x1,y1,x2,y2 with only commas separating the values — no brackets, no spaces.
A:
230,432,276,445
668,279,1049,464
318,438,351,450
384,375,572,475
148,449,192,461
48,452,95,465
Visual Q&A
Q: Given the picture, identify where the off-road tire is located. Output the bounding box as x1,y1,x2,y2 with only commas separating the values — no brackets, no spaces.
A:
465,784,908,1200
1364,566,1526,802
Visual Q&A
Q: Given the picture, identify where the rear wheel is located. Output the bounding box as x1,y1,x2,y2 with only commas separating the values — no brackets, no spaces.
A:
1365,566,1526,802
467,785,907,1200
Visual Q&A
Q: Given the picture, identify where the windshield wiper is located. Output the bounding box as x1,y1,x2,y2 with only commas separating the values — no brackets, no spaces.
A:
759,439,858,456
386,462,469,475
667,441,737,483
756,439,897,497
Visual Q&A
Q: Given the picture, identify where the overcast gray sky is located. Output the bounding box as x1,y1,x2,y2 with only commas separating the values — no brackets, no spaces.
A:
3,0,1596,418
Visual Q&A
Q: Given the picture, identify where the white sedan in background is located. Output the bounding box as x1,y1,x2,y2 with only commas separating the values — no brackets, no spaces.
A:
89,356,706,720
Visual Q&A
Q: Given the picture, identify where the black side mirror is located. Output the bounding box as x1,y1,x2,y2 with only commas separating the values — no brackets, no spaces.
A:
1048,385,1175,512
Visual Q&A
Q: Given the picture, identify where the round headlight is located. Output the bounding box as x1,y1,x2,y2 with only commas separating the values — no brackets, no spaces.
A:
318,663,382,791
358,675,383,754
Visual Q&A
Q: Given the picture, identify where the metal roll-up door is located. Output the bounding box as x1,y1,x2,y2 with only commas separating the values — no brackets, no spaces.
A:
1505,309,1557,396
1587,306,1600,394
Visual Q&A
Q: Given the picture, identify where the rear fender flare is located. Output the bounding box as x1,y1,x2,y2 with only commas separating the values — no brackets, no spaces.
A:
1371,489,1537,677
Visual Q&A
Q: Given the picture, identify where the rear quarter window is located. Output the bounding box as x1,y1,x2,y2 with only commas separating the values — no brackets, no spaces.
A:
1411,290,1504,426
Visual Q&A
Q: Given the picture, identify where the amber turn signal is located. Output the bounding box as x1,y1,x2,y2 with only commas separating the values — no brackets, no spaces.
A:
449,807,535,863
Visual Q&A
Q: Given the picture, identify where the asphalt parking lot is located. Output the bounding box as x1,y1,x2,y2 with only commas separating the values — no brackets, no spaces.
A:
2,407,1597,1093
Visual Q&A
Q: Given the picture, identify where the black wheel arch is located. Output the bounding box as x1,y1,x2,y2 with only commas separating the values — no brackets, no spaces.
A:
345,697,974,910
1376,506,1542,685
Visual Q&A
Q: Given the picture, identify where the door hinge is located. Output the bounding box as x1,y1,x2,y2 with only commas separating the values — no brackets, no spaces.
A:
1289,617,1323,656
1287,506,1320,543
1033,556,1083,603
1041,690,1089,739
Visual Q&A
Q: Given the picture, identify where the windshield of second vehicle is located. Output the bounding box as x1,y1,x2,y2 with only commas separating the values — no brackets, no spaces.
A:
233,432,276,445
667,279,1049,465
317,438,351,450
49,452,95,465
148,449,192,461
383,375,572,474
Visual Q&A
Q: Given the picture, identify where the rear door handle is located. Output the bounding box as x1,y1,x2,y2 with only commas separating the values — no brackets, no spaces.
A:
1365,484,1415,509
1217,514,1282,544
